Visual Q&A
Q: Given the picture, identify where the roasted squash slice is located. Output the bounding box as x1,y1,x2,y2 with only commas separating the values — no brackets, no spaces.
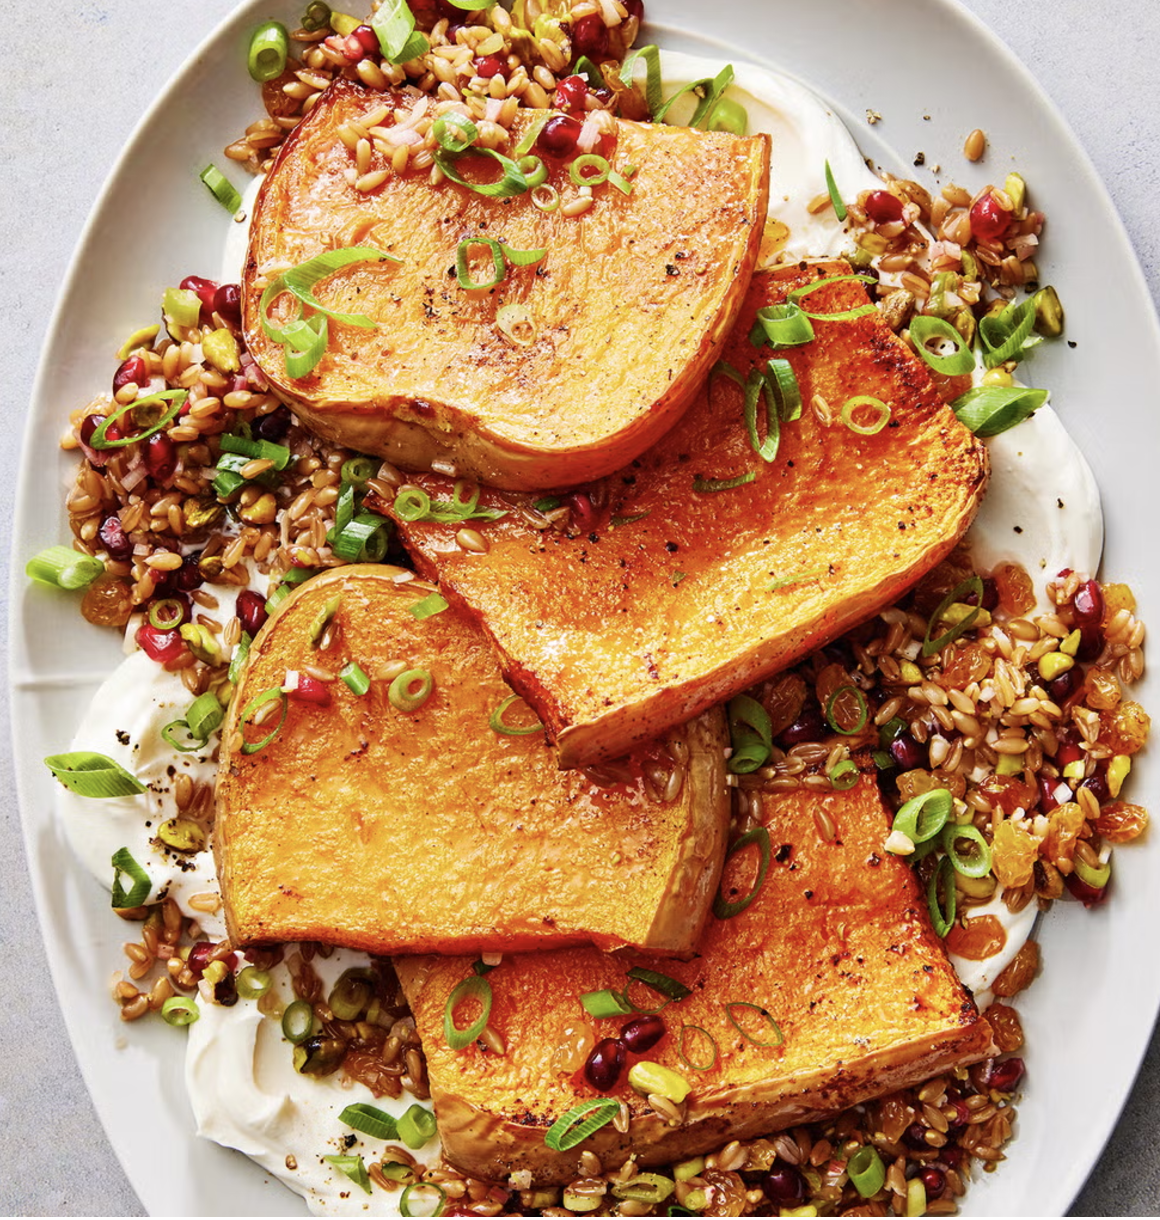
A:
215,566,728,955
395,767,993,1184
241,80,771,491
389,264,989,766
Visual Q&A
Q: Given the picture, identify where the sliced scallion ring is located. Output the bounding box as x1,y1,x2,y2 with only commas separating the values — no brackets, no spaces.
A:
727,693,773,775
339,1102,399,1141
626,967,692,1002
199,164,242,214
45,752,145,798
86,389,187,450
236,966,272,1000
927,855,957,938
692,472,756,493
709,96,748,135
398,1103,437,1149
308,595,342,647
713,826,772,919
26,546,105,591
456,238,505,290
825,684,869,735
892,788,952,845
409,592,449,620
443,975,493,1049
618,44,664,118
228,631,252,686
532,183,560,212
824,159,847,221
434,148,530,199
399,1182,446,1217
922,575,984,657
725,1001,784,1047
432,111,478,153
941,822,993,878
324,1154,372,1195
237,687,289,755
389,668,434,712
580,988,632,1018
543,1098,621,1152
340,661,370,696
677,1024,718,1072
847,1145,886,1198
908,315,976,377
516,154,547,190
489,693,542,736
282,998,314,1044
160,995,200,1027
340,455,377,487
749,301,815,350
220,433,292,470
569,153,610,186
370,0,430,64
840,395,891,436
950,385,1049,438
110,846,151,908
979,295,1042,368
247,20,289,82
330,511,391,562
788,273,878,321
829,759,860,790
394,487,432,522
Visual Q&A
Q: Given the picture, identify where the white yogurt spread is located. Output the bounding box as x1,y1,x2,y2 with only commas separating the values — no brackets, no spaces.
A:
56,47,1106,1218
947,892,1040,1011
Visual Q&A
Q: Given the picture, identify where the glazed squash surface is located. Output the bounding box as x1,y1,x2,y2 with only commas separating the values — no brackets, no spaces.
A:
215,566,729,955
395,768,993,1184
390,264,990,766
242,80,770,491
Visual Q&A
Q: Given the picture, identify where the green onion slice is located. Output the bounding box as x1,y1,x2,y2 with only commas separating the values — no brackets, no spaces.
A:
236,967,272,1000
927,855,957,938
909,315,976,377
532,183,560,212
824,159,847,221
618,44,665,118
979,296,1043,369
433,111,478,153
950,386,1049,438
340,1102,400,1140
829,760,859,790
282,315,329,379
921,575,984,657
389,667,434,713
87,389,187,450
693,472,756,493
409,592,449,620
445,0,495,8
825,684,869,735
247,20,289,82
725,1001,784,1047
261,247,396,337
571,54,604,91
399,1182,447,1217
840,395,891,436
489,693,542,736
612,1174,676,1204
324,1154,372,1196
160,719,202,754
26,546,104,591
513,114,549,157
517,155,548,190
1074,856,1112,889
187,692,224,740
45,752,145,798
308,595,342,647
727,693,773,775
219,433,292,470
301,1,332,33
228,631,252,686
847,1145,886,1198
111,847,151,908
678,1024,718,1072
330,510,391,563
282,999,314,1044
456,238,505,290
147,598,185,630
160,995,200,1027
626,967,692,1003
237,687,289,755
581,988,632,1019
199,164,242,214
892,788,952,845
713,826,772,919
398,1103,437,1149
443,975,493,1049
340,661,370,696
788,274,878,321
941,822,993,878
435,148,530,199
570,154,610,186
749,302,815,350
340,455,377,488
655,64,735,129
543,1098,621,1152
369,0,430,64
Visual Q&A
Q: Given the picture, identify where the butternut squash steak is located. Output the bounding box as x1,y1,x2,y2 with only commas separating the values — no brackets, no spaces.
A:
242,80,771,491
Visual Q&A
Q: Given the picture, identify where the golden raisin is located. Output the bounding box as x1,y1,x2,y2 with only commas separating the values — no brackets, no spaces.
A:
992,940,1039,998
977,774,1037,818
1099,701,1151,755
896,769,966,804
1083,669,1121,712
987,1002,1025,1052
700,1171,746,1217
762,673,807,738
991,819,1038,889
937,640,992,689
1043,801,1085,870
1094,801,1150,844
946,913,1006,962
992,561,1036,617
871,1093,916,1144
80,573,135,627
1101,582,1137,624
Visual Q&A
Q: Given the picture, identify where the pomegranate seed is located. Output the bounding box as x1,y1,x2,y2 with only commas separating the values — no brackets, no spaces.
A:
940,1146,965,1168
475,54,506,79
1047,665,1083,705
1075,622,1103,661
352,24,380,54
571,13,609,59
253,405,293,443
980,576,999,611
969,192,1012,242
554,74,589,111
1066,870,1110,907
537,114,583,158
864,190,904,224
237,590,269,638
582,1037,626,1092
180,275,219,318
1073,578,1105,625
145,432,177,483
212,283,242,324
1079,770,1111,805
920,1168,946,1200
620,1014,665,1053
902,1122,930,1150
98,514,132,562
777,703,826,748
173,555,204,594
564,490,599,534
136,623,187,665
762,1163,807,1207
215,971,239,1007
113,355,148,396
187,941,238,978
889,732,927,771
289,674,332,707
1037,774,1061,814
986,1056,1025,1092
79,413,122,467
1055,736,1084,769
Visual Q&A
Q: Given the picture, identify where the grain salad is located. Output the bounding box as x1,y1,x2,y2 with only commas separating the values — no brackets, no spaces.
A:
30,0,1151,1216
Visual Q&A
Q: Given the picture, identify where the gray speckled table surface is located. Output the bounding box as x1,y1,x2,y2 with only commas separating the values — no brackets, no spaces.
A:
1,2,1157,1215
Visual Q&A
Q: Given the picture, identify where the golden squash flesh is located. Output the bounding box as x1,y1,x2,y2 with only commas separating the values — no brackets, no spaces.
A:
395,767,993,1184
214,566,729,956
390,264,990,765
241,80,771,491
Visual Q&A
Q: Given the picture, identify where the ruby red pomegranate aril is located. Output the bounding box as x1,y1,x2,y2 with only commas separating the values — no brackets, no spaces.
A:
583,1037,626,1092
969,193,1011,242
212,283,242,325
1072,578,1104,625
98,514,133,562
289,674,332,706
536,114,583,157
112,355,148,396
619,1013,665,1053
180,275,219,319
762,1163,807,1207
145,432,178,483
237,589,269,638
136,623,187,665
475,54,505,79
864,190,904,225
571,13,609,58
554,74,588,111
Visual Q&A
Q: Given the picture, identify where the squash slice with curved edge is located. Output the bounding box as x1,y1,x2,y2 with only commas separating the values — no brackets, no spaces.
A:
241,79,771,491
215,565,728,956
388,263,990,766
395,765,994,1184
